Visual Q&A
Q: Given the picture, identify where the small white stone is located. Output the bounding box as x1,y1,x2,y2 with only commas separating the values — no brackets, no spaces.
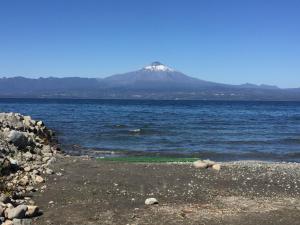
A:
145,198,158,205
45,168,54,175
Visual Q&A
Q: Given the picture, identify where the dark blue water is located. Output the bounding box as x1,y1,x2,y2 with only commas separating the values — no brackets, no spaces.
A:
1,99,300,161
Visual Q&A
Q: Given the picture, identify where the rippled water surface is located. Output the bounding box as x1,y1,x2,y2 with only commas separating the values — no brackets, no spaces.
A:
1,99,300,161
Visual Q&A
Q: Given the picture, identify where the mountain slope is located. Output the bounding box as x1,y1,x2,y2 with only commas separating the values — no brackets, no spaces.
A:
103,62,228,90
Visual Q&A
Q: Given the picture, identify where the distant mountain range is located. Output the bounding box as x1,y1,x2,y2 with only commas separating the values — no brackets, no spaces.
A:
0,62,299,100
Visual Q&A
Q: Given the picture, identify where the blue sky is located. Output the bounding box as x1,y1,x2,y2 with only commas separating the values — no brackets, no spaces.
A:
0,0,299,88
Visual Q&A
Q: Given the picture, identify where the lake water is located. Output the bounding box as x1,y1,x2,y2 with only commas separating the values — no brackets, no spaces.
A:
1,99,300,161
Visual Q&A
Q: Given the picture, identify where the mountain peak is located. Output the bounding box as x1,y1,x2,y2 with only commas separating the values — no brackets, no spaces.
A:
143,62,174,72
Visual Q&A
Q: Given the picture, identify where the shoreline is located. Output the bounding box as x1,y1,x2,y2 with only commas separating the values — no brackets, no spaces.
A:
64,147,300,163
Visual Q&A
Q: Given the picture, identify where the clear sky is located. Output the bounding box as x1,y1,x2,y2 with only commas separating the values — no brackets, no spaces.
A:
0,0,299,88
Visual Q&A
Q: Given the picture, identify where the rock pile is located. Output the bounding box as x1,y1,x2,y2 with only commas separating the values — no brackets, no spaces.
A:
0,112,59,224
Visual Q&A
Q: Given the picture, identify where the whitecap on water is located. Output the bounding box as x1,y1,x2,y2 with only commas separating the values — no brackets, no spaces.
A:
129,128,141,133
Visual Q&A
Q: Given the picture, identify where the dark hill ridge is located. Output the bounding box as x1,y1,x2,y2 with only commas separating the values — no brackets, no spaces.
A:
0,62,299,100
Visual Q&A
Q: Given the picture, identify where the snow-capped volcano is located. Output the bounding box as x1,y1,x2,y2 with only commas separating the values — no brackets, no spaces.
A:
102,61,217,90
143,62,174,72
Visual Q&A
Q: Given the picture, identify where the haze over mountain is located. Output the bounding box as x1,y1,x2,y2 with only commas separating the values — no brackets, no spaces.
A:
0,62,299,100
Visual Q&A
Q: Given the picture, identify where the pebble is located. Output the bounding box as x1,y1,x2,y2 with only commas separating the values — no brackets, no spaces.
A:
19,176,29,186
35,176,44,183
24,166,31,172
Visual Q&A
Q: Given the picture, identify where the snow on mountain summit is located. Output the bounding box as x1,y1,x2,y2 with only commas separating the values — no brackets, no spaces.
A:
143,62,174,72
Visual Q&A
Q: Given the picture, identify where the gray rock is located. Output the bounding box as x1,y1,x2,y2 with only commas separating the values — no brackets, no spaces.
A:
6,205,27,219
7,131,29,149
0,194,11,204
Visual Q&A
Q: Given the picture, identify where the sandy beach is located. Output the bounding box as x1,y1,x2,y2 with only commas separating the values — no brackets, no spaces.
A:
31,156,300,225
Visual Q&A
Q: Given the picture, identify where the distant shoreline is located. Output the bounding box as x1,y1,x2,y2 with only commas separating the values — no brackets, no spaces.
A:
1,97,300,102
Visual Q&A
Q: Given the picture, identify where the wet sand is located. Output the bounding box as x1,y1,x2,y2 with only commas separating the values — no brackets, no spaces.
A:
32,156,300,225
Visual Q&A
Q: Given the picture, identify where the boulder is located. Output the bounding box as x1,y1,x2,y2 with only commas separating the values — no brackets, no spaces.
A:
6,205,27,219
193,160,208,169
7,131,29,150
